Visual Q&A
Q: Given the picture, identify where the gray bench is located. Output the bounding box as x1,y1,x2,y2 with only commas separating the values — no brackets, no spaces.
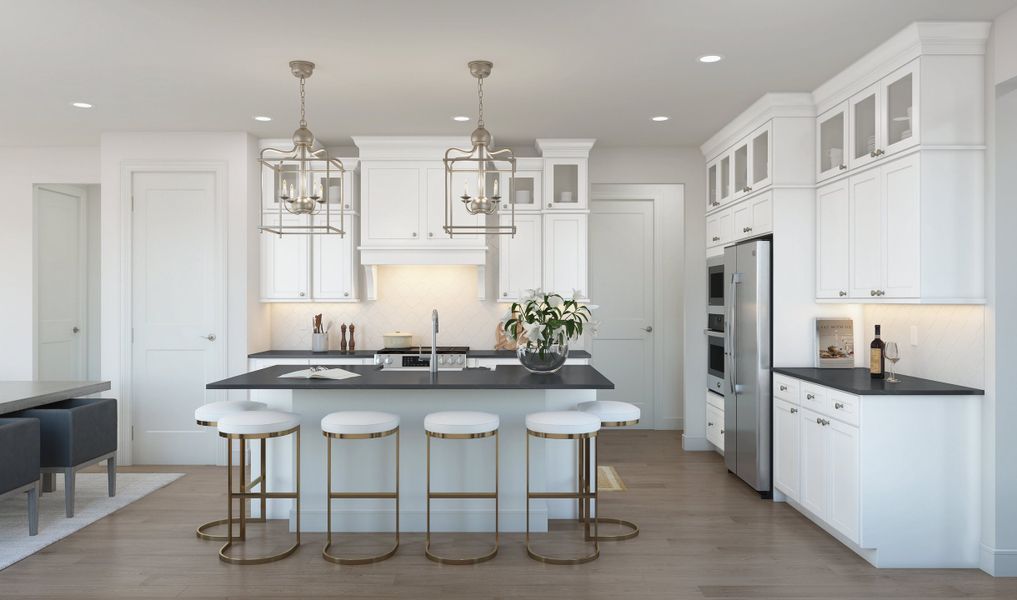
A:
13,398,117,517
0,418,40,535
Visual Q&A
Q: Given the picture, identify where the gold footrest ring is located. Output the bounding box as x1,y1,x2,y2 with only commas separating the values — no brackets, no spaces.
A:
196,516,266,541
588,516,639,542
526,543,599,565
424,541,498,565
218,539,299,565
322,540,399,565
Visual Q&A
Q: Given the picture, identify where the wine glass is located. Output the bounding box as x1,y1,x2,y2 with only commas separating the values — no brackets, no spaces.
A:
885,342,901,383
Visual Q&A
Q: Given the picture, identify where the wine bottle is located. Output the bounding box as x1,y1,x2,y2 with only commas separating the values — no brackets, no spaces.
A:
870,324,885,379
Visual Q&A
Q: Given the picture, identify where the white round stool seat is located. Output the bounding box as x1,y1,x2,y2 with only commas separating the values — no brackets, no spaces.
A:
526,411,601,436
194,400,267,425
576,400,641,425
424,411,499,435
218,410,300,436
322,411,399,436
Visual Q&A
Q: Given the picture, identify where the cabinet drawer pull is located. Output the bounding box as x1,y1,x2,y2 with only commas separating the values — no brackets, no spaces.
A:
708,422,714,427
816,417,823,425
720,429,725,435
745,186,752,192
779,385,787,392
806,393,815,400
790,407,798,414
712,236,721,242
834,402,845,409
816,417,830,426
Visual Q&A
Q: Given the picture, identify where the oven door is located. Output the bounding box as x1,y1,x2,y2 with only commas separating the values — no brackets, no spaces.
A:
708,257,725,307
707,333,725,394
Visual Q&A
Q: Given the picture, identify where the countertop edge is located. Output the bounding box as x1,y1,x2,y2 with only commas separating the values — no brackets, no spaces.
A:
0,381,113,414
773,367,984,396
247,349,594,359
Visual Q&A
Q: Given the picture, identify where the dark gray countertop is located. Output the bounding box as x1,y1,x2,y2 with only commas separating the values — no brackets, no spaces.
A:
773,368,984,396
0,381,112,414
209,364,612,390
248,349,592,359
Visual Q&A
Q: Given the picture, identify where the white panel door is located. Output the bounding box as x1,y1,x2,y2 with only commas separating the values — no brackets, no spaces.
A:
35,185,87,381
363,165,420,241
498,213,541,301
132,171,224,464
312,213,356,301
799,408,828,519
589,200,653,428
773,399,800,501
542,212,588,298
848,169,884,298
828,419,860,543
816,181,850,298
882,154,921,298
260,213,310,300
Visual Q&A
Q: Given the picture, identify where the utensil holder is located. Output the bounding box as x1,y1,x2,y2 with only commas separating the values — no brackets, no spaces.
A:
312,333,329,353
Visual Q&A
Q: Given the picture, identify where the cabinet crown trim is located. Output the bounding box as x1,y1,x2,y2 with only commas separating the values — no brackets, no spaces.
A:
700,93,815,160
812,21,990,113
353,136,474,160
534,138,596,157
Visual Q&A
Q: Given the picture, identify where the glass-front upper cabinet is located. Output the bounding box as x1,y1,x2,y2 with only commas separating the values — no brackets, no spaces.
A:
817,102,849,182
707,161,719,209
732,141,749,200
544,158,587,209
749,123,772,191
882,60,919,154
849,83,880,170
501,170,542,212
719,154,731,204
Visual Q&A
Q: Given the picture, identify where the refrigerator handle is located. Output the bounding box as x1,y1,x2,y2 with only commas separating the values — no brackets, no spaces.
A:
728,272,741,394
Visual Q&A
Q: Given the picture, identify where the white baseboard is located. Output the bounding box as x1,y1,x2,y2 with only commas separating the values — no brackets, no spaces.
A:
981,544,1017,577
655,417,683,431
681,434,712,451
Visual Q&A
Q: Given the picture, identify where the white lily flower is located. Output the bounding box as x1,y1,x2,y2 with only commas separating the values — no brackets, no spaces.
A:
586,304,599,311
521,320,542,341
548,295,564,308
571,288,582,300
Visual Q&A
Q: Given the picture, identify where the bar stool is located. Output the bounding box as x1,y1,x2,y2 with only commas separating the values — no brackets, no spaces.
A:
525,410,601,564
577,400,640,541
193,400,267,540
423,411,499,565
216,410,301,565
321,411,400,564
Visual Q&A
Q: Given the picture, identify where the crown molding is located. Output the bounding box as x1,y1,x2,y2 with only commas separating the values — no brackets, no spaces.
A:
700,93,815,160
535,138,596,158
352,136,474,160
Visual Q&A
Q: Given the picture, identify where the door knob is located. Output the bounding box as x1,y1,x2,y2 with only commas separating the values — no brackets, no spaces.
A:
203,334,216,341
644,326,653,333
72,326,80,334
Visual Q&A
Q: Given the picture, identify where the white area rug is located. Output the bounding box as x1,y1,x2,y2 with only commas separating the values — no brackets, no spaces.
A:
0,472,183,571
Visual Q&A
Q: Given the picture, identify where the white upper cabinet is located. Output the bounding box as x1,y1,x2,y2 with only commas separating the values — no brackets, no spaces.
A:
707,161,719,210
749,123,772,191
498,213,542,301
848,168,884,298
425,167,484,241
732,191,772,239
311,212,358,302
881,61,919,156
816,180,850,298
260,214,310,301
362,162,421,242
817,102,849,182
719,154,732,205
543,158,587,209
848,83,881,170
542,212,588,299
501,164,543,212
732,139,750,201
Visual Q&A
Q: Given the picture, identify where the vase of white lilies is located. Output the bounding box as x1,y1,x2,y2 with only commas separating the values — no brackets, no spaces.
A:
501,289,597,374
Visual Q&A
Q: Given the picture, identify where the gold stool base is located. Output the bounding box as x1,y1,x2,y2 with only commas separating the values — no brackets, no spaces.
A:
322,540,399,565
196,516,266,541
425,541,498,565
526,544,599,565
219,539,300,565
589,516,639,542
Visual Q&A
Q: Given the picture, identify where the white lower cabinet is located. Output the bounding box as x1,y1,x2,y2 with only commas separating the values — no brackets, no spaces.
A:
798,407,830,518
773,398,800,502
827,418,860,542
705,392,724,452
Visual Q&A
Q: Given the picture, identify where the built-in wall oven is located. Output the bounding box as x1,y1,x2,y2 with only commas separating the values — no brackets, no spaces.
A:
708,255,725,309
707,332,725,394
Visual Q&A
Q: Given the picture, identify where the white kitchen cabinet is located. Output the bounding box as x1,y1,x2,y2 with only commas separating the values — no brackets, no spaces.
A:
706,391,724,453
498,213,542,301
361,163,421,242
827,418,860,542
542,212,588,299
816,180,850,298
799,407,829,519
500,168,542,212
817,102,849,182
707,160,719,210
749,122,773,191
732,139,750,201
733,192,772,239
543,158,587,210
425,167,484,241
311,212,358,302
848,83,881,171
773,398,800,502
719,153,732,205
847,61,920,173
260,213,310,301
706,212,721,248
848,168,883,298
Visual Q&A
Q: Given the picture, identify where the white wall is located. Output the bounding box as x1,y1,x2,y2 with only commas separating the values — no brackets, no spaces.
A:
99,132,264,464
590,146,704,432
0,147,99,379
85,184,101,380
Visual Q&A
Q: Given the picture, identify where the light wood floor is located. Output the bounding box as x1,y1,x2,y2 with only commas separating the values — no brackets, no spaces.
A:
1,431,1014,599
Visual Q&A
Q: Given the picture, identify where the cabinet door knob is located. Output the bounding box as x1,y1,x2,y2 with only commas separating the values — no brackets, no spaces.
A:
203,334,216,341
643,326,653,332
412,232,418,237
745,186,752,192
428,232,434,238
839,290,847,297
720,429,725,435
299,292,306,297
779,385,787,391
839,164,847,170
712,236,720,242
343,292,350,297
834,402,845,409
746,227,752,232
547,203,553,208
870,290,876,296
708,422,714,427
72,326,80,334
806,393,815,400
790,407,798,414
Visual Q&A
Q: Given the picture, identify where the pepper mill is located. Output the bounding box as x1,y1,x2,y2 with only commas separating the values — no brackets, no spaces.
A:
348,324,356,353
339,323,348,353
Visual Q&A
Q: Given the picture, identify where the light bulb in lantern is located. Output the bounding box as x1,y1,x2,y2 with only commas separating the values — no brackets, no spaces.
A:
492,177,500,199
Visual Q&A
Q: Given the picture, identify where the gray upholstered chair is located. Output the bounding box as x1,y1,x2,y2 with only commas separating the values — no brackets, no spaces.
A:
0,418,41,535
13,398,117,518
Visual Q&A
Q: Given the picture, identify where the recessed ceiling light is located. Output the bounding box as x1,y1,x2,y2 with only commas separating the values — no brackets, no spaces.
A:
452,115,470,122
253,115,272,122
698,54,724,63
651,116,670,122
71,102,93,109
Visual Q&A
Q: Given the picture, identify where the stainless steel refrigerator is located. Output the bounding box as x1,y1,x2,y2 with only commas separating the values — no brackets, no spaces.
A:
723,239,772,497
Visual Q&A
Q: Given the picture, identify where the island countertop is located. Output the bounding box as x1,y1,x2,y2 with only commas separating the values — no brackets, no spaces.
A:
248,349,592,360
208,364,614,390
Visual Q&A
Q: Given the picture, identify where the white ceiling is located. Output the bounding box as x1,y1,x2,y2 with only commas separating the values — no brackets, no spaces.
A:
2,0,1015,148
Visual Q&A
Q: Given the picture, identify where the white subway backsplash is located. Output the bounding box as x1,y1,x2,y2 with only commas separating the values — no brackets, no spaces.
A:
863,304,985,389
269,265,508,351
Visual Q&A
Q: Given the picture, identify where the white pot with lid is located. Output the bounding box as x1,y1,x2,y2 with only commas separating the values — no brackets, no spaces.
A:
383,331,414,349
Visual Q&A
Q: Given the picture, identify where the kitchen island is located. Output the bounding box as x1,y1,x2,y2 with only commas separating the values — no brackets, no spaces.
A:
207,364,613,533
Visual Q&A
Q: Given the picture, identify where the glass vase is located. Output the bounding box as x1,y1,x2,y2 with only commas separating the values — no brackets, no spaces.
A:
516,342,569,374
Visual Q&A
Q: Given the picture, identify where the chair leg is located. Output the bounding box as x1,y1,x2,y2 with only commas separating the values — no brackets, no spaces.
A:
107,455,117,497
64,468,76,518
27,484,39,536
42,472,55,493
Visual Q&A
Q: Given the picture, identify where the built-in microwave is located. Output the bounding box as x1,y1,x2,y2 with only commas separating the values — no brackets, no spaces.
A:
707,333,725,393
708,255,725,308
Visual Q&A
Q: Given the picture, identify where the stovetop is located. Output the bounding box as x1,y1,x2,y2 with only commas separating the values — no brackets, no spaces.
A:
375,346,469,355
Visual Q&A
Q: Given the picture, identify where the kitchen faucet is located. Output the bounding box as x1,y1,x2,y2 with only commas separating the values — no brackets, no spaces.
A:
430,309,439,374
